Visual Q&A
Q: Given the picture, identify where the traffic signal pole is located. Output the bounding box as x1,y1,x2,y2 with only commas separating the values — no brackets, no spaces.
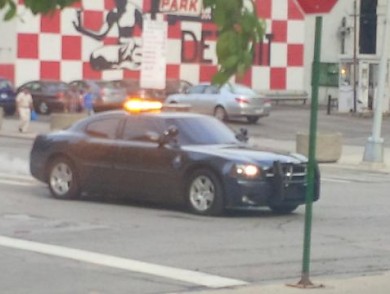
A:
290,15,324,289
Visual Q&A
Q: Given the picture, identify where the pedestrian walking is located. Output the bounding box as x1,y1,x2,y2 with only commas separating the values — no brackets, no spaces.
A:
16,88,33,133
82,86,95,115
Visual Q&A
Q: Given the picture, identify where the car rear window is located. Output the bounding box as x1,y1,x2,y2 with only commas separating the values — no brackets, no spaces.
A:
47,82,69,91
227,84,257,96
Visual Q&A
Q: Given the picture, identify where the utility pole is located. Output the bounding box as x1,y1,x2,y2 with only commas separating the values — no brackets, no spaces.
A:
353,0,358,113
363,0,390,164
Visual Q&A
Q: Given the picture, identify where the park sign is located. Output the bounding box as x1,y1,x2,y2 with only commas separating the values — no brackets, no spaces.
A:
159,0,202,16
295,0,338,14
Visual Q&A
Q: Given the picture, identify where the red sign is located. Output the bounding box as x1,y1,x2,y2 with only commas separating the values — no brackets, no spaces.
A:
295,0,338,14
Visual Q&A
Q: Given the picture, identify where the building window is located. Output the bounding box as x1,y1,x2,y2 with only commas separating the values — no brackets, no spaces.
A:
359,0,377,54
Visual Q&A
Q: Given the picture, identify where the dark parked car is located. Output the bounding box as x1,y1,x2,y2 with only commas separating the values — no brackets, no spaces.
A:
0,77,16,115
17,80,75,115
68,80,127,112
115,79,167,102
30,107,320,216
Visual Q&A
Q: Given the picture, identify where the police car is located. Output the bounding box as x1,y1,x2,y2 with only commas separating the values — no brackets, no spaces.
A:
30,99,320,216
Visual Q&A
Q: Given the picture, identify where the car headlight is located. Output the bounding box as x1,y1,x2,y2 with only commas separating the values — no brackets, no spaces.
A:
231,164,261,179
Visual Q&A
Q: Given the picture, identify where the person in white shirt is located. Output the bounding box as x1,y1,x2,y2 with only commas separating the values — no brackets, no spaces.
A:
16,88,33,133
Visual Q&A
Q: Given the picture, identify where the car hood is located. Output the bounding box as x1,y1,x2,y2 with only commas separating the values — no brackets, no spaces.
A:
183,143,307,168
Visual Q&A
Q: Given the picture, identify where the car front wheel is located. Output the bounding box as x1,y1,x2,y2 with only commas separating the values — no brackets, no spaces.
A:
48,157,80,200
186,169,224,216
38,101,50,114
214,106,227,121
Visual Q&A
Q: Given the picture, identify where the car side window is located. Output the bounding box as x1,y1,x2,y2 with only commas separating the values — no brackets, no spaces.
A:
188,85,205,94
204,85,219,94
85,118,120,139
122,117,162,142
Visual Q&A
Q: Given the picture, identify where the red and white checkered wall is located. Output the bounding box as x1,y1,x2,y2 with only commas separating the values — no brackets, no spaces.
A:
8,0,305,90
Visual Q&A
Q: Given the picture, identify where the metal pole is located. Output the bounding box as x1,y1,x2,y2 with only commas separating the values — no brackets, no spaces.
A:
363,0,389,163
353,0,358,113
296,16,322,287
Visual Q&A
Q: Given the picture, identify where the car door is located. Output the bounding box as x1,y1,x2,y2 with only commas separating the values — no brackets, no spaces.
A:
71,116,122,192
197,84,220,115
113,116,182,202
176,85,206,112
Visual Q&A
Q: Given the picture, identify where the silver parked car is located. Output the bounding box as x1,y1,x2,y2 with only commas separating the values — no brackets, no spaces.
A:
165,83,271,124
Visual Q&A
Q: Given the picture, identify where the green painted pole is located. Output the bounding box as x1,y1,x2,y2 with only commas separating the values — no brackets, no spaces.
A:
299,15,322,286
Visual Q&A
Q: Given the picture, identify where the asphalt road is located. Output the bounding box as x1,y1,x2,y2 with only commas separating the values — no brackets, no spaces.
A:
1,129,390,293
227,105,390,147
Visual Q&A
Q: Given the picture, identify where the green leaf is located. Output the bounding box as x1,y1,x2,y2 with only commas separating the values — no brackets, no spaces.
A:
221,55,239,69
0,0,7,9
3,0,16,21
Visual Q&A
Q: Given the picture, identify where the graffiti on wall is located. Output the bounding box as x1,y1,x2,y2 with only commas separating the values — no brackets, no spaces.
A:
73,0,143,70
73,0,272,72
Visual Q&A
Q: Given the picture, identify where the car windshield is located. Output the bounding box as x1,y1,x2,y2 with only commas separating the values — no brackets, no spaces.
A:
165,116,239,145
226,84,257,95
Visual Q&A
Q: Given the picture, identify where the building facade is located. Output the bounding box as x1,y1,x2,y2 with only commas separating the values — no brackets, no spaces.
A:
0,0,388,109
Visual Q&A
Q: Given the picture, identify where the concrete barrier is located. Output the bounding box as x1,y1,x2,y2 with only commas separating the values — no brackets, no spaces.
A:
296,132,343,163
50,112,88,130
162,104,191,112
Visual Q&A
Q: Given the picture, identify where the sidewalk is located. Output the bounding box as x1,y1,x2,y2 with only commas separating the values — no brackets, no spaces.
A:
0,116,50,140
185,272,390,294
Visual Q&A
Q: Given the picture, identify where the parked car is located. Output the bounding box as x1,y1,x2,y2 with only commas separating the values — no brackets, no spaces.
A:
68,80,127,112
115,79,192,102
165,79,192,96
115,79,171,103
165,83,271,124
17,80,75,115
0,77,16,115
30,105,320,216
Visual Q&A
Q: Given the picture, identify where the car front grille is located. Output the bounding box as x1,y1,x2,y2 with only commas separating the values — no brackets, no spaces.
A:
265,162,307,184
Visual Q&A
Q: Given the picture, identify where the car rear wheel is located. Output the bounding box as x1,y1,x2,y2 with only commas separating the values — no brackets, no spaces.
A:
48,157,80,200
214,106,227,121
269,204,299,214
246,116,260,124
38,101,50,115
186,169,224,216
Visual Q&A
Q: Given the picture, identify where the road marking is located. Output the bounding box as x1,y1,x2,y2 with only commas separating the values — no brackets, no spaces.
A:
322,178,352,183
0,235,248,288
0,179,39,187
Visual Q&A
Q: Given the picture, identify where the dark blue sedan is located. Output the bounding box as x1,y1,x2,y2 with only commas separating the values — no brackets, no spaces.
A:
30,110,320,216
0,77,16,115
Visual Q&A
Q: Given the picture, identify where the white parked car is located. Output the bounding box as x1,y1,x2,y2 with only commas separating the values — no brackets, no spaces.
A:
165,83,271,124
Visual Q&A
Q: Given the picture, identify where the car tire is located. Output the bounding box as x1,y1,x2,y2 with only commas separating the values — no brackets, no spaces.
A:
214,106,227,121
269,204,299,214
38,101,50,115
48,157,80,200
246,116,260,124
186,169,225,216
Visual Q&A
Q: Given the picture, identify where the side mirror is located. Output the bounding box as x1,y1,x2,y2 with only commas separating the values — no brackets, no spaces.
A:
236,128,248,142
159,125,179,146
